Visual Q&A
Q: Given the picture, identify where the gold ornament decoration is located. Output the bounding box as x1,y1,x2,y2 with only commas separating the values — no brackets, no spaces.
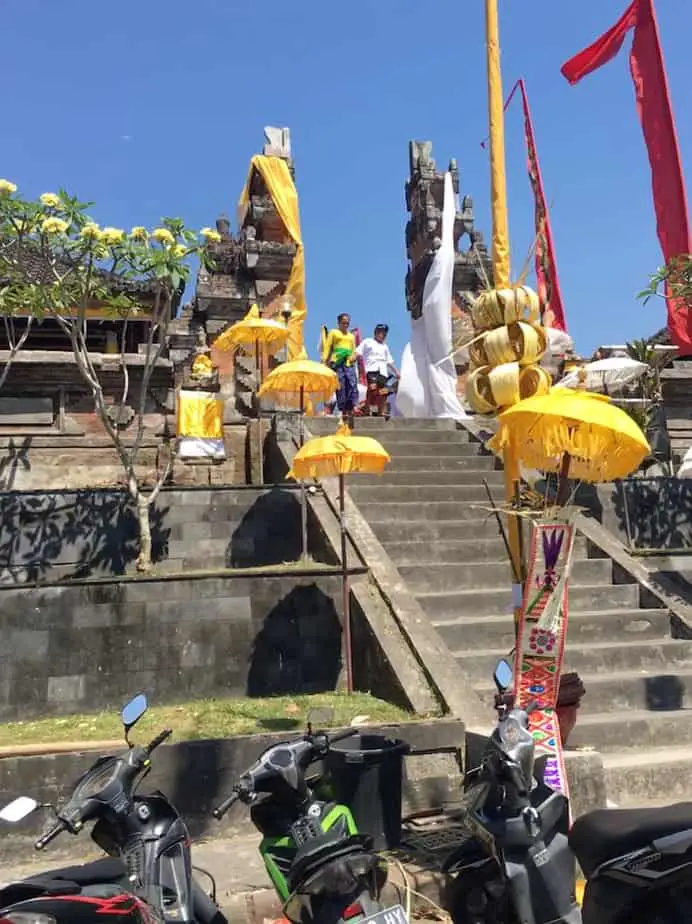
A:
518,365,552,400
469,321,547,370
466,362,522,413
471,285,540,329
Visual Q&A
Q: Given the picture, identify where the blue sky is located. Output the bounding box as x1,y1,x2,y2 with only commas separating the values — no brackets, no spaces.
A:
2,0,691,364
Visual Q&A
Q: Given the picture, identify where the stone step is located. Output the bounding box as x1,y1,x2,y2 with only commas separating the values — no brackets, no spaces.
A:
371,518,504,544
569,709,692,753
385,536,588,565
307,418,459,433
386,455,498,472
360,501,499,523
349,484,503,505
603,746,692,805
398,557,609,593
418,582,640,620
370,430,472,446
453,638,692,684
372,441,488,458
355,470,505,487
433,607,669,651
561,668,692,715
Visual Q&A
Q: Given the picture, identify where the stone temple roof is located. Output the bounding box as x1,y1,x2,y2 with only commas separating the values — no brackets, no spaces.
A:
0,239,167,300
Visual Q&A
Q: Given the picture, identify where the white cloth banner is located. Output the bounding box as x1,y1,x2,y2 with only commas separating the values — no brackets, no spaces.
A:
396,172,468,420
177,437,226,460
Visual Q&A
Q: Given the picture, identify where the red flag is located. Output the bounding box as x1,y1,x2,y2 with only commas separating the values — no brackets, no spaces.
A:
562,0,692,354
482,81,568,333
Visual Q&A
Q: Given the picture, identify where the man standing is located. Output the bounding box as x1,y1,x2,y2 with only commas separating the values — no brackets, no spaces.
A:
321,313,358,419
357,323,399,416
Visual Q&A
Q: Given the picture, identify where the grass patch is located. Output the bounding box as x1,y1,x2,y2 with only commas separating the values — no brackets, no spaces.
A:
0,693,412,747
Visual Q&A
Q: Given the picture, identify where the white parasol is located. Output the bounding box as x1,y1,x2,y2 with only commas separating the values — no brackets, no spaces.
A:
556,356,648,393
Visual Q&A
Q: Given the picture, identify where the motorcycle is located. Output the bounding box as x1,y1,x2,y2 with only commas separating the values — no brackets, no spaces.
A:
443,659,692,924
0,694,225,924
211,723,405,924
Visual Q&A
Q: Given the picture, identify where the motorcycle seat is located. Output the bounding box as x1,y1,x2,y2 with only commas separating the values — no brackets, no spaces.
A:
34,858,128,886
569,802,692,878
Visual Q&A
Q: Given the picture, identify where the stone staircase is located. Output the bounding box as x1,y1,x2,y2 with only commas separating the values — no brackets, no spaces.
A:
307,415,692,807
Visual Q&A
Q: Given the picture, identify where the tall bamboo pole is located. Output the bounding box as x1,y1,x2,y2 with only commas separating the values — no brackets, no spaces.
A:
485,0,524,626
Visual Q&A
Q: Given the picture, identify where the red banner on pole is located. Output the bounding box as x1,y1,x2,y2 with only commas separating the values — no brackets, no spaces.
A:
483,80,568,333
562,0,692,354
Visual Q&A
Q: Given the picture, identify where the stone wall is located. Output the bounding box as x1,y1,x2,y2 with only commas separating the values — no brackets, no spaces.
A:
0,485,326,584
577,477,692,551
0,425,249,492
0,572,345,720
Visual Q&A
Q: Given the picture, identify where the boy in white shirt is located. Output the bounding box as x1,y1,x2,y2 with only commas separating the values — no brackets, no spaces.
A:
356,324,400,416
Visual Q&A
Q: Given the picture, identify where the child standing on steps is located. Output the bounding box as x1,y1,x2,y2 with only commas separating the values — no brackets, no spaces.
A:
321,313,358,420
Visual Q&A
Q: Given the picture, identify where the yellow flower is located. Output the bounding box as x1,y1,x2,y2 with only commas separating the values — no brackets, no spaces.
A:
200,227,222,243
41,217,69,235
129,226,148,241
173,244,187,258
80,222,101,240
152,227,175,246
0,179,17,196
40,193,61,208
101,226,125,245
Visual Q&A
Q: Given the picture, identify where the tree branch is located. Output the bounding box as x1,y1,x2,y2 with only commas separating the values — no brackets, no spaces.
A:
0,315,33,392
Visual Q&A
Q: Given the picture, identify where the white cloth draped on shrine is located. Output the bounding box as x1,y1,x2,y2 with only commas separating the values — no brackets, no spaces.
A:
396,172,468,420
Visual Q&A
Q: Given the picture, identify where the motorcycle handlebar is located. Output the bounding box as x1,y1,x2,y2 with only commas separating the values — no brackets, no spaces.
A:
35,819,67,851
212,791,239,820
145,728,173,756
326,727,360,745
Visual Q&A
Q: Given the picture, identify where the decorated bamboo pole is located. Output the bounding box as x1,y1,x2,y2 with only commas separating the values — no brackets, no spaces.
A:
485,0,525,625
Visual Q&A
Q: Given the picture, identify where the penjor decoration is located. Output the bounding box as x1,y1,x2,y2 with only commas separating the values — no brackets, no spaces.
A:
514,521,576,798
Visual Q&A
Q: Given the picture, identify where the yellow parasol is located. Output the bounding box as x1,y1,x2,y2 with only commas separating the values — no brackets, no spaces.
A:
213,303,289,355
213,304,289,482
260,359,339,561
489,388,651,500
259,359,337,412
289,423,391,693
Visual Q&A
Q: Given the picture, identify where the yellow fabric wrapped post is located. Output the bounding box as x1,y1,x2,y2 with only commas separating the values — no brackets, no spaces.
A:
238,155,306,361
176,389,225,460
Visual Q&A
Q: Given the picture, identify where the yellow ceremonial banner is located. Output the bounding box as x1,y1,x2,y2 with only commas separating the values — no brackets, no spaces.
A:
176,390,224,440
238,155,306,360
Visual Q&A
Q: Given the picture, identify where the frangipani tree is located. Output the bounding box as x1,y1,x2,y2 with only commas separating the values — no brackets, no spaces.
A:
0,179,221,571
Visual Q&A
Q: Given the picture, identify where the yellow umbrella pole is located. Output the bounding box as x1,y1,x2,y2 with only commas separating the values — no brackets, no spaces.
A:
485,0,524,626
299,385,308,561
255,338,264,483
339,473,354,695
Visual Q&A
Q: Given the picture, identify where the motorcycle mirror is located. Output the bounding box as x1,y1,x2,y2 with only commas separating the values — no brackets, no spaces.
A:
493,658,514,692
121,694,148,740
0,796,39,823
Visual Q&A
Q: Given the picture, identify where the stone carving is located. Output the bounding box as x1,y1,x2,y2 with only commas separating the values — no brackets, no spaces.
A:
168,128,300,418
263,126,292,161
404,139,493,321
106,404,135,429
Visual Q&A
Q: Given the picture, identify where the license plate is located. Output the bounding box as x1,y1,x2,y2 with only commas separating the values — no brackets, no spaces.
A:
360,905,407,924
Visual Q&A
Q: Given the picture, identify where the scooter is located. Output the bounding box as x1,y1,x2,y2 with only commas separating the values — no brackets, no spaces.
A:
443,659,692,924
0,694,225,924
212,723,405,924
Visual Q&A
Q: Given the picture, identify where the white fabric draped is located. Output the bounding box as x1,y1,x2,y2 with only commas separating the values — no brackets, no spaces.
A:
396,172,468,420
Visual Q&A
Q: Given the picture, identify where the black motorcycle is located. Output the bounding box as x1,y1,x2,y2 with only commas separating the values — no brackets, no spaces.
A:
0,694,225,924
212,724,403,924
444,659,692,924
